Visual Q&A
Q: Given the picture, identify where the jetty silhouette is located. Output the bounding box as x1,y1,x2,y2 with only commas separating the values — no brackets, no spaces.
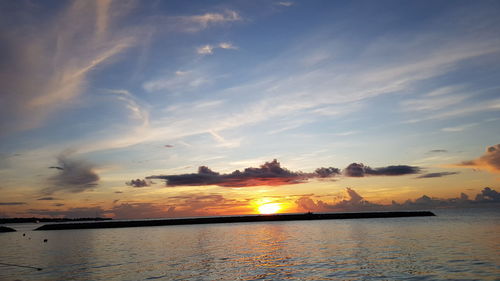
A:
34,211,435,231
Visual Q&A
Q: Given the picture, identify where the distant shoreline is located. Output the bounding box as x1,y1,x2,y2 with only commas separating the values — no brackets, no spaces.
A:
35,211,435,231
0,217,111,224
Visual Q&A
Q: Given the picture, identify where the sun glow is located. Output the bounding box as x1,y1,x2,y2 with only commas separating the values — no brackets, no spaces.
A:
258,203,282,214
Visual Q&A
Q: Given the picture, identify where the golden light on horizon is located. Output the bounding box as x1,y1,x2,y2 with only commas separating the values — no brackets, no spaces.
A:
257,203,282,214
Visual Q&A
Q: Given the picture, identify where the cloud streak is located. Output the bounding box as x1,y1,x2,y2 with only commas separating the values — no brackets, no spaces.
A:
0,202,26,206
197,42,238,55
344,163,421,177
416,172,459,179
0,0,137,134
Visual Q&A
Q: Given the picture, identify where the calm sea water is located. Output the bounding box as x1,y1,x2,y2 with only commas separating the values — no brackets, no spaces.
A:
0,208,499,281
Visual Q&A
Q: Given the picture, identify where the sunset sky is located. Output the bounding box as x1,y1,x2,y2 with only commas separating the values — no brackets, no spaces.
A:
1,0,499,219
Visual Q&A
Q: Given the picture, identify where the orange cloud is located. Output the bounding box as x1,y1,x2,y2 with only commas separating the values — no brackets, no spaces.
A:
456,144,500,174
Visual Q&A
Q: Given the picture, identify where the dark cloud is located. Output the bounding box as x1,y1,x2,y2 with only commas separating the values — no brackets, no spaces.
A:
146,159,421,187
49,166,64,170
391,188,499,209
296,188,382,212
114,191,123,194
52,203,65,207
475,187,500,202
0,202,26,206
126,178,151,188
148,159,311,187
37,197,57,200
314,167,341,178
416,172,459,179
456,144,500,173
429,149,448,153
44,152,99,194
27,207,105,218
296,187,500,212
344,163,421,177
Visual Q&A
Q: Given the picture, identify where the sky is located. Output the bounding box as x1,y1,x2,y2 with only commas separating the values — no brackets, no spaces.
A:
0,0,499,219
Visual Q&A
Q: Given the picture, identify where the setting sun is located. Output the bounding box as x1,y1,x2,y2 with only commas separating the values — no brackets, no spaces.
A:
258,203,282,214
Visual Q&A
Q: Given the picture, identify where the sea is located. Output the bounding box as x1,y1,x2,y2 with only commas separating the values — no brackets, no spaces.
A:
0,208,499,281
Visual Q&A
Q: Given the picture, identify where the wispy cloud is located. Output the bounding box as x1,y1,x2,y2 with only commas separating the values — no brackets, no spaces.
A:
428,149,448,153
197,45,214,55
416,172,459,179
177,10,242,32
106,89,150,127
401,94,469,112
37,197,58,201
0,202,26,206
143,69,211,93
277,2,294,7
441,123,478,132
0,0,139,135
197,42,238,55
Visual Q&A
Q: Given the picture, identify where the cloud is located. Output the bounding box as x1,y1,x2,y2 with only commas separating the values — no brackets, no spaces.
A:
44,151,99,194
277,2,294,7
0,0,138,135
474,187,500,202
179,10,241,32
455,144,500,173
197,42,238,55
49,166,64,171
108,193,249,219
296,187,500,212
394,187,500,209
416,172,459,179
126,178,151,188
295,188,382,212
344,163,421,177
27,207,105,218
109,203,170,219
148,159,309,187
146,160,420,187
106,89,150,127
143,69,211,93
314,167,341,178
429,149,448,153
37,197,58,201
441,123,477,132
0,202,26,206
197,45,214,55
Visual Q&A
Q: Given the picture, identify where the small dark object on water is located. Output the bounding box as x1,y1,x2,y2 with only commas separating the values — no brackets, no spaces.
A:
0,226,16,232
43,239,48,242
23,233,25,236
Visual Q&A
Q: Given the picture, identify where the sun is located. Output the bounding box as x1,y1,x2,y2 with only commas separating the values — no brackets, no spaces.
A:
258,203,282,214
